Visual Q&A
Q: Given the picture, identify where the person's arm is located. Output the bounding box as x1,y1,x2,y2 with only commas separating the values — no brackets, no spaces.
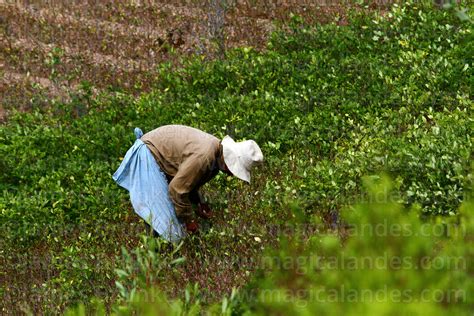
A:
189,188,214,219
168,155,210,224
189,189,204,205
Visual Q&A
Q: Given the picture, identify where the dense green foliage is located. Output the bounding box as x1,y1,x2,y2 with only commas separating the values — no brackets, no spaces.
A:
1,1,472,314
67,180,474,315
248,176,473,315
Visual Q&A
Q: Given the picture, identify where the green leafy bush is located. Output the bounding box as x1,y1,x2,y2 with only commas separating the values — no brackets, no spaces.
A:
247,176,473,315
64,177,473,315
1,1,472,314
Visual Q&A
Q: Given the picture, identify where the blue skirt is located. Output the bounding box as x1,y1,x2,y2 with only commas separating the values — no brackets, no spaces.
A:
112,128,185,242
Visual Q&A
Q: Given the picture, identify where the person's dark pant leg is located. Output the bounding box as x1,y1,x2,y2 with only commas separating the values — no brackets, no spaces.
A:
143,220,160,237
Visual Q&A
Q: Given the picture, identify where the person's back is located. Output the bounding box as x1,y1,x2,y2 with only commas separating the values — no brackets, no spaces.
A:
141,125,221,177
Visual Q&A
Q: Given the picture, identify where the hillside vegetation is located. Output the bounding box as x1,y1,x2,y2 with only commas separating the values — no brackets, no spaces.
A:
0,0,368,120
1,1,473,315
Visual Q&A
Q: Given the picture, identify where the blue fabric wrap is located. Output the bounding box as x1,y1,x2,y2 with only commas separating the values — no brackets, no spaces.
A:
112,128,185,242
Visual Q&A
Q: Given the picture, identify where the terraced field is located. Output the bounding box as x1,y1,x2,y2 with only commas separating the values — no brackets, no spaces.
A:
0,0,396,121
2,1,472,314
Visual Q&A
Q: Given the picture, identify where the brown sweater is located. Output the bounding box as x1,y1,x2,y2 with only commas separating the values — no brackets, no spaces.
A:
141,125,222,223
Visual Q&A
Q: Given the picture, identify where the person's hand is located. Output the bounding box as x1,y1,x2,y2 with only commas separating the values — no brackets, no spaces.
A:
186,221,199,233
196,203,213,219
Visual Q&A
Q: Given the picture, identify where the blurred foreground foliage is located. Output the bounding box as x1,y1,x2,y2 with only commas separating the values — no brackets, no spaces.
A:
66,176,474,315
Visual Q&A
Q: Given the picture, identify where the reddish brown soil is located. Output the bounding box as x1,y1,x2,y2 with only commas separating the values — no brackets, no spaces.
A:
0,0,396,122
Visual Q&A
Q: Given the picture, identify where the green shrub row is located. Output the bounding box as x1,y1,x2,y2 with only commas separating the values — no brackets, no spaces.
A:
1,1,472,314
